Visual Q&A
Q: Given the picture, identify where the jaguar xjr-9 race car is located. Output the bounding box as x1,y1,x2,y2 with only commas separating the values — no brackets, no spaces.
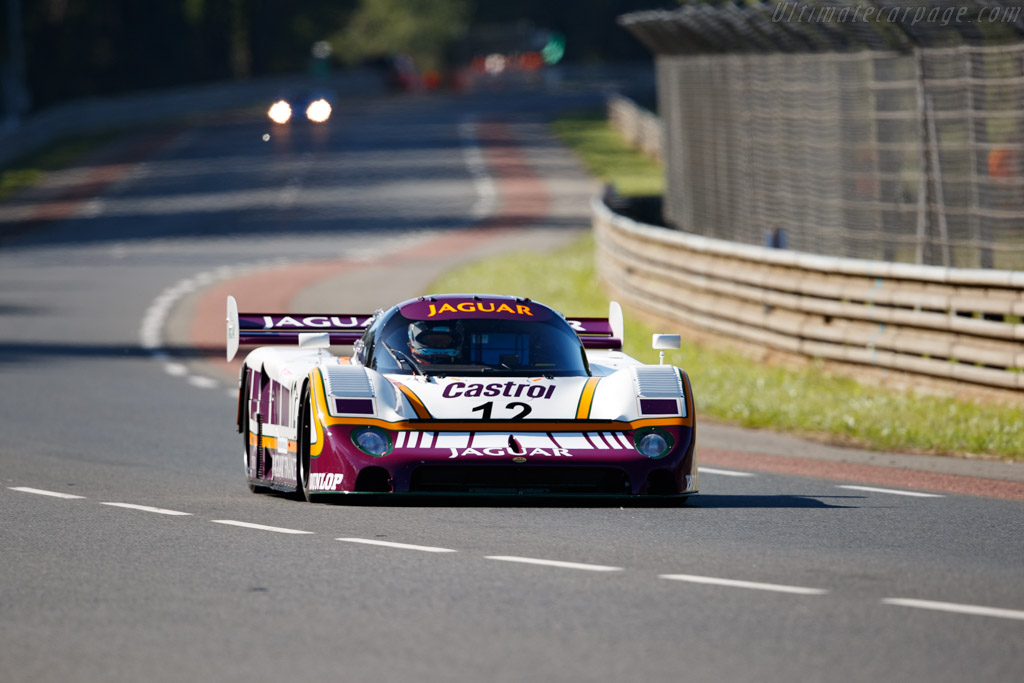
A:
228,294,697,501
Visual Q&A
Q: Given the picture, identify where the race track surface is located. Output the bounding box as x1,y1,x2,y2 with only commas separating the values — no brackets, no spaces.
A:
1,89,1021,683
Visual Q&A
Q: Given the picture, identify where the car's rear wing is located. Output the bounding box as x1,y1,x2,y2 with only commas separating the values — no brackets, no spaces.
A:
227,296,624,361
570,301,624,351
227,296,372,361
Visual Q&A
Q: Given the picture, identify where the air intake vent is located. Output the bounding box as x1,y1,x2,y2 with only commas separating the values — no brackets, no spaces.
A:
632,366,682,397
322,366,374,397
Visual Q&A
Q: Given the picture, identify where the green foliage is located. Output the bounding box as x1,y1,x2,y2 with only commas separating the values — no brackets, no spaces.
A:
12,1,662,109
551,113,663,196
429,235,1024,460
0,134,117,201
330,0,470,71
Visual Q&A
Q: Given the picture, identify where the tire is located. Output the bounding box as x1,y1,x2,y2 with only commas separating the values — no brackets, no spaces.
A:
296,384,315,503
241,366,271,494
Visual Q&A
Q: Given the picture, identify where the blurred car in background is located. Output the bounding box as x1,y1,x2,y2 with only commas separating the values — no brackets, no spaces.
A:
267,89,335,124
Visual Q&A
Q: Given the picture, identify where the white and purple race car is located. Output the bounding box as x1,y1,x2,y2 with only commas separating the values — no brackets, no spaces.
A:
228,293,697,501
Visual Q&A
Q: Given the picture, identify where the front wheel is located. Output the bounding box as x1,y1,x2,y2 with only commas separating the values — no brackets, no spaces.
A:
295,384,315,503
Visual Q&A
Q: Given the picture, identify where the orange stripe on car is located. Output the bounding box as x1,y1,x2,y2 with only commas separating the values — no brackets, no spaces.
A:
397,384,432,419
316,415,690,432
310,370,329,457
575,378,601,419
248,434,297,453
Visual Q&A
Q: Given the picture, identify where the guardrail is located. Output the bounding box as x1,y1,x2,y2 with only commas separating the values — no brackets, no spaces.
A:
593,197,1024,395
606,94,662,162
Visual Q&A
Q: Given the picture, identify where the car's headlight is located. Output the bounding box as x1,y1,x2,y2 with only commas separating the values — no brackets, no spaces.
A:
634,428,673,459
268,100,292,124
351,427,392,457
305,98,331,123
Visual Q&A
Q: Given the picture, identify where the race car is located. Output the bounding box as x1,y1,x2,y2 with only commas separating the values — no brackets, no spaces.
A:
228,293,697,501
266,88,334,124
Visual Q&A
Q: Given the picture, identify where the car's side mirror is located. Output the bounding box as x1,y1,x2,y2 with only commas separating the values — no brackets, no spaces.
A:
652,334,681,364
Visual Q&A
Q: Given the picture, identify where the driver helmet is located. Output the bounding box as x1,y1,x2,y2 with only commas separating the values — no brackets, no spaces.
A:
408,320,463,364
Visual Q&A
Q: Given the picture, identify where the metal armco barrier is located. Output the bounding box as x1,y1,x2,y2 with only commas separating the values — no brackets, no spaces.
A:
593,197,1024,393
607,94,663,162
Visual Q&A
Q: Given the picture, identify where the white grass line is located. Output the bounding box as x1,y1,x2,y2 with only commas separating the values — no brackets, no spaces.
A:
699,467,755,477
837,485,944,498
486,556,623,572
101,502,192,516
8,487,85,500
212,520,313,534
883,598,1024,621
336,538,456,553
659,573,828,595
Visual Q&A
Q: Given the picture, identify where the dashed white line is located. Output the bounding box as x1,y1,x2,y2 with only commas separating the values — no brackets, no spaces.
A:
699,467,755,477
163,362,188,377
486,556,624,572
337,538,457,553
8,486,85,500
212,520,314,534
837,485,944,498
659,573,828,595
458,117,497,220
187,375,219,389
101,502,192,516
883,598,1024,621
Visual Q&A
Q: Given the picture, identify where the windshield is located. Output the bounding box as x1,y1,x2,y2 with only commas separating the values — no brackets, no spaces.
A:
371,312,589,377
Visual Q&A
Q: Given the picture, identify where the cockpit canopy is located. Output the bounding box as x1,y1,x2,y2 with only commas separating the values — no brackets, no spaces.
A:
357,296,590,377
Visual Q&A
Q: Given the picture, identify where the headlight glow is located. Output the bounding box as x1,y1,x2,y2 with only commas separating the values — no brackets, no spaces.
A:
634,428,673,459
268,100,292,124
305,98,332,123
351,427,392,457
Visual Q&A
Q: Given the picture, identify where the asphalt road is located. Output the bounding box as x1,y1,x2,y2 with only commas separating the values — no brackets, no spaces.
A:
1,88,1022,683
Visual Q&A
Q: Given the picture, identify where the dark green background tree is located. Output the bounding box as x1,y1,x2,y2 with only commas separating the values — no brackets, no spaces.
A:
1,0,672,111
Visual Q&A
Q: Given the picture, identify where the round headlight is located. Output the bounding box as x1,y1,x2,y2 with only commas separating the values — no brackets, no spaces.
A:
268,100,292,124
305,98,332,123
351,427,392,457
634,428,672,459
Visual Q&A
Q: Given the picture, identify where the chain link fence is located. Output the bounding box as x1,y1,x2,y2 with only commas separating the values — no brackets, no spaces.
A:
621,2,1024,269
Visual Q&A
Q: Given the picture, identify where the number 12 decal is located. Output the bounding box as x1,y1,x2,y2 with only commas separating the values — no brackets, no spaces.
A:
471,401,532,420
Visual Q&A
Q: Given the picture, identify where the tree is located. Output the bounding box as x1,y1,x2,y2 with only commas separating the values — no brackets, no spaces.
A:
330,0,470,71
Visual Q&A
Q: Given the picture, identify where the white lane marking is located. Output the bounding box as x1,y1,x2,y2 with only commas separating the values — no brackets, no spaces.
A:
883,598,1024,621
486,556,623,572
337,538,456,553
8,489,84,499
212,520,313,534
458,117,497,220
138,237,432,395
163,362,188,377
699,467,755,477
659,573,828,595
101,502,193,516
837,485,944,498
187,375,219,389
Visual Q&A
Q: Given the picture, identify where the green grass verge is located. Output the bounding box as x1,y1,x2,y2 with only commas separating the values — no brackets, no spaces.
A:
0,132,120,201
429,234,1024,460
550,113,663,197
